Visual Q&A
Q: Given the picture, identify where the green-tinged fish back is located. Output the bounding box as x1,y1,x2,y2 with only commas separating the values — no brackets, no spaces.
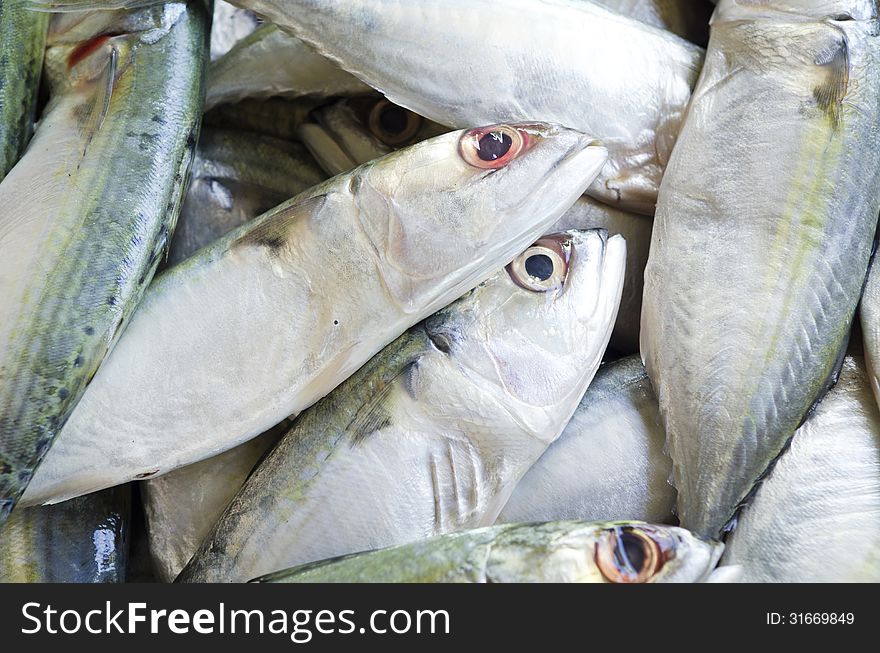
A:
0,3,209,526
0,1,48,180
252,520,720,584
255,525,507,583
0,485,130,583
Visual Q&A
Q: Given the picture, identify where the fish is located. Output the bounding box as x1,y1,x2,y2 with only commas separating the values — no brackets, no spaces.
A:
721,355,880,582
640,1,880,538
299,98,651,353
210,0,260,60
225,0,704,215
596,0,713,45
251,521,722,583
21,122,609,507
142,426,285,582
0,485,130,582
0,2,208,527
498,355,674,525
205,23,371,109
204,97,319,141
298,95,448,177
166,126,326,266
177,228,625,582
0,0,48,181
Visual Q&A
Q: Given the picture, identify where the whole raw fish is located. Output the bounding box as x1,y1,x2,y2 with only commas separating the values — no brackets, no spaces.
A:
0,0,48,181
0,2,208,526
641,0,880,537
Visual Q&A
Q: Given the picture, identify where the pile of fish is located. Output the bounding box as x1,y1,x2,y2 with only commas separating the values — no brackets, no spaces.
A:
0,0,878,584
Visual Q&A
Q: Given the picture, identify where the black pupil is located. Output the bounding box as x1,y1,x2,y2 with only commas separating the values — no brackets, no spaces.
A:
525,254,554,281
478,131,513,161
615,531,647,574
379,105,409,135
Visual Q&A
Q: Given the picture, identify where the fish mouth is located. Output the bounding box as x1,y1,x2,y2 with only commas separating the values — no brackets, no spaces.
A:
500,128,607,218
297,120,359,176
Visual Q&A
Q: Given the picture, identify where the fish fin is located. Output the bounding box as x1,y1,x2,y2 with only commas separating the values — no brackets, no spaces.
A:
74,43,118,161
349,359,419,446
28,0,169,11
233,195,327,253
813,27,850,129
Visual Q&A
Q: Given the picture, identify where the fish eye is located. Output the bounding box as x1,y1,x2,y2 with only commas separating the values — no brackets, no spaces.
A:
595,526,669,583
368,99,423,146
459,125,530,169
506,234,571,292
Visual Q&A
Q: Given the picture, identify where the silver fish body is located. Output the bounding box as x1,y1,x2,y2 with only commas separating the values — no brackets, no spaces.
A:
596,0,713,44
177,228,625,582
22,123,608,507
206,23,371,109
0,3,208,525
142,427,283,582
0,0,48,181
210,0,260,60
253,521,721,584
167,126,326,266
499,355,673,525
231,0,704,214
0,485,130,582
641,1,880,538
722,355,880,582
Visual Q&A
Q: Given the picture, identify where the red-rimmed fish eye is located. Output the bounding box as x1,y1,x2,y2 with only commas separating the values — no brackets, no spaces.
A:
506,234,571,292
367,99,423,146
459,125,530,169
595,526,673,583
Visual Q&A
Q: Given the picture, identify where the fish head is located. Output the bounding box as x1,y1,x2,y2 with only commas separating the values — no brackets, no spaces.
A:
43,3,194,96
351,122,608,314
424,229,625,441
589,522,724,584
299,95,449,175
